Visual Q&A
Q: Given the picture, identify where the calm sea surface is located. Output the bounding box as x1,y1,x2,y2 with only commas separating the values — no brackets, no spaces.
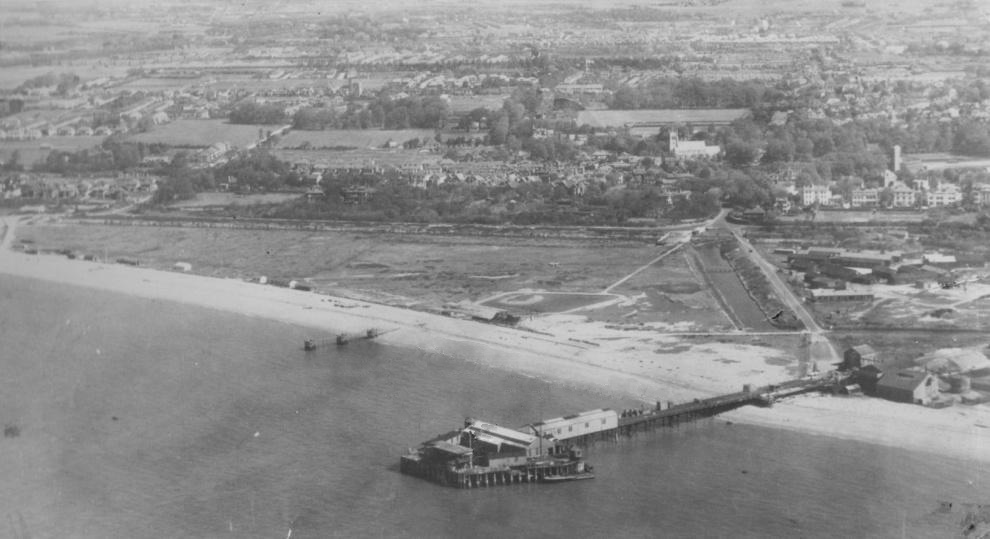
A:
0,274,986,538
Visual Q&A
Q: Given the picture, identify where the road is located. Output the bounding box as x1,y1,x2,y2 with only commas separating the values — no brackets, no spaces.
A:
0,216,16,251
716,216,841,371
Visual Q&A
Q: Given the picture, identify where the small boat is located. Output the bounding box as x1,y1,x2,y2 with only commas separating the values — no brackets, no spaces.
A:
540,472,595,483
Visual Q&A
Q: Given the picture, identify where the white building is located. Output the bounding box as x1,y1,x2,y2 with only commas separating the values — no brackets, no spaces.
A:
668,132,720,159
802,185,832,206
926,183,962,207
851,188,879,207
890,182,917,208
975,184,990,206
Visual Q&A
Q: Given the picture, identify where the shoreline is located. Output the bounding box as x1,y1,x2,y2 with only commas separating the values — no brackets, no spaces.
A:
2,220,989,464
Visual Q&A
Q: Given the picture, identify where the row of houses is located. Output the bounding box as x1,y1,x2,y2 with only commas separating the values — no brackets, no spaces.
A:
801,179,984,209
0,174,157,201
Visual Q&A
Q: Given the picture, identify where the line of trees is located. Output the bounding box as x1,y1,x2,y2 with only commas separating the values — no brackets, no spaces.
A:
292,95,449,130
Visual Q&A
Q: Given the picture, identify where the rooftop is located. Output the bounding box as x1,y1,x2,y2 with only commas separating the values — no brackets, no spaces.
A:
464,420,537,448
877,369,932,392
576,109,751,129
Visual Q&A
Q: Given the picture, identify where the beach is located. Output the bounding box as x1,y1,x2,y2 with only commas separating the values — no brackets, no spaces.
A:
2,216,990,465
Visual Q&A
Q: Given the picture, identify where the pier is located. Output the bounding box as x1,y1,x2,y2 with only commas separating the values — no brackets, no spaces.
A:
401,376,833,488
561,377,833,446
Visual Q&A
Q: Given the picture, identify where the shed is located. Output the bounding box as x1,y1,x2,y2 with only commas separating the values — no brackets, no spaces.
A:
876,370,939,405
173,262,192,272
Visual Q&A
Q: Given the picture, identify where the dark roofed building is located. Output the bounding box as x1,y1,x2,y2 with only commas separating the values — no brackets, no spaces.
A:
876,369,939,405
842,344,878,370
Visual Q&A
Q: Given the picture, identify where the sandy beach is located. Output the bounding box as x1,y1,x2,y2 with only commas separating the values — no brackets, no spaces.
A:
2,216,989,465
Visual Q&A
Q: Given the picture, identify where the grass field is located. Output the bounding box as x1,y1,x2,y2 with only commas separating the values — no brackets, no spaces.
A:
598,250,734,330
0,136,106,167
169,192,302,208
446,95,510,113
272,149,440,168
14,223,666,309
126,120,283,149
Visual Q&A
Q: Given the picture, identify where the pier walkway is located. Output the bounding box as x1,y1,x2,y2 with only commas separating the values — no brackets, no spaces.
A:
572,377,831,444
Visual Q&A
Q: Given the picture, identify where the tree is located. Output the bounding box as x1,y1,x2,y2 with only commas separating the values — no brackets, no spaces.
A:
878,187,894,208
954,122,990,156
2,150,23,172
762,139,795,164
489,116,510,145
723,140,760,167
229,102,286,124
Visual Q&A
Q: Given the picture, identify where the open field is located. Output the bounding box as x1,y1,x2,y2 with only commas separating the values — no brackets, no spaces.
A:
446,94,511,113
0,64,130,90
13,222,669,309
13,219,782,337
272,148,440,167
482,291,617,313
586,249,734,330
813,281,990,333
117,77,204,91
168,192,302,208
276,129,436,149
0,136,106,166
126,119,282,149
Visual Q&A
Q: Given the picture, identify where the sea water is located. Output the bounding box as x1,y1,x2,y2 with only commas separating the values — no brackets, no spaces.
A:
0,274,985,538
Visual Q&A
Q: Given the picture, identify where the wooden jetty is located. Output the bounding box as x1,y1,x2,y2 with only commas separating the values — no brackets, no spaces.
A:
303,328,393,350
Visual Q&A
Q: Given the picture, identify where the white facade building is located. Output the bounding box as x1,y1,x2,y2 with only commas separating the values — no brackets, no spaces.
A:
802,185,832,206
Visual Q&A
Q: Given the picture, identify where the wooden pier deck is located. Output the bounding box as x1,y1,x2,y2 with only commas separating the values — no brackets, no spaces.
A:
572,377,831,444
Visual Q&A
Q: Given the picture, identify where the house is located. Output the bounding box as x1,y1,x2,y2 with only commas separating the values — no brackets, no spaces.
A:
926,183,962,207
842,344,879,370
851,188,879,207
922,253,956,265
774,196,793,213
875,369,939,405
974,184,990,206
890,182,917,208
802,185,832,206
